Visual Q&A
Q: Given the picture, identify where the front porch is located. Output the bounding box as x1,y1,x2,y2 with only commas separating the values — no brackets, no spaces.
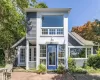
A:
17,40,66,70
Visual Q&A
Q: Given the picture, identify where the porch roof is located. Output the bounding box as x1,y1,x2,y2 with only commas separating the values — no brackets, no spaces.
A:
68,32,94,46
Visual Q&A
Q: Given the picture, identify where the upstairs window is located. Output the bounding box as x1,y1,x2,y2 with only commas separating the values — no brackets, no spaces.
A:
42,15,63,27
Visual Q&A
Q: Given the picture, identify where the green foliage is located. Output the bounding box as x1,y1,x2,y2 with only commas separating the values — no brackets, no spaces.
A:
87,54,100,69
37,64,47,74
82,61,87,68
57,64,65,74
68,57,76,72
34,2,48,8
0,0,48,63
0,49,5,66
73,67,87,74
96,48,100,56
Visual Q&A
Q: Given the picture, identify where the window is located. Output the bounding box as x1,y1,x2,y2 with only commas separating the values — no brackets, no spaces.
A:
33,48,36,61
58,45,65,65
40,45,46,65
49,29,55,35
42,29,48,35
20,48,25,63
87,48,91,57
70,48,86,58
58,45,65,57
29,49,31,61
42,15,63,27
57,29,64,35
40,45,46,57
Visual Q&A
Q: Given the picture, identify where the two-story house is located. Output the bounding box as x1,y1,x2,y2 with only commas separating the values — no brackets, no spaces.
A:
12,8,97,70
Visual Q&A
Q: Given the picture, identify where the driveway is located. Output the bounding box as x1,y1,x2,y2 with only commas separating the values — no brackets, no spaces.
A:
11,72,74,80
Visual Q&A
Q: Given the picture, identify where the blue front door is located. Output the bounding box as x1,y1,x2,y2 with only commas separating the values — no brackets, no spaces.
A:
47,44,57,70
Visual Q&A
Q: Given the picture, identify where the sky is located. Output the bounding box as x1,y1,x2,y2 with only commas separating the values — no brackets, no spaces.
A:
39,0,100,31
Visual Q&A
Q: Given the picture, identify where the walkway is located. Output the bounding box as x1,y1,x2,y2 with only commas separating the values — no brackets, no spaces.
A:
11,72,74,80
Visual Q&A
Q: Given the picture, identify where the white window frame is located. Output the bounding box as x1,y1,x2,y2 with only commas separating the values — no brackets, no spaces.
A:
40,13,64,36
58,44,65,65
39,45,47,65
68,46,93,59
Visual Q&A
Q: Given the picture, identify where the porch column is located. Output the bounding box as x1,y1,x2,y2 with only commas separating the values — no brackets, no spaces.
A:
26,40,29,70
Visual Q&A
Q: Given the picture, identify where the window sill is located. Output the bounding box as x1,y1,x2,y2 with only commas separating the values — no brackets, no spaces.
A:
40,35,64,37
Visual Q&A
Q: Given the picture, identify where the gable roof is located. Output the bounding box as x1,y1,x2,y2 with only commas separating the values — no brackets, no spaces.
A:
11,37,26,48
69,32,94,46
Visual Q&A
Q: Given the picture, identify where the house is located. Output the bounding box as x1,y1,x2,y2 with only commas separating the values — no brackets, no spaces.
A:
12,8,98,70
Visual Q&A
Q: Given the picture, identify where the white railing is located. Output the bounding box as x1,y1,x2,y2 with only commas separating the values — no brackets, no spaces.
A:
41,27,64,36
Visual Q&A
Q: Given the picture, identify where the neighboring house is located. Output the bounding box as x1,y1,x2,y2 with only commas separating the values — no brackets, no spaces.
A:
12,8,98,70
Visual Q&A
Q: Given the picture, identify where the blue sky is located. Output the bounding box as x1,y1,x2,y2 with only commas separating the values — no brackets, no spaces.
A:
39,0,100,31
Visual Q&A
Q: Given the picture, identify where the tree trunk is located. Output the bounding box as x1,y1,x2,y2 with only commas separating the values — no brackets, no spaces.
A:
4,49,9,64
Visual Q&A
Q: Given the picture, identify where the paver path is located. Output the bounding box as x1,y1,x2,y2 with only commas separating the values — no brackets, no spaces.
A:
11,72,74,80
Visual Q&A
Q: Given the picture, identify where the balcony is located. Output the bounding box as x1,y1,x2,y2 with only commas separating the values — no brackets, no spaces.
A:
41,27,64,36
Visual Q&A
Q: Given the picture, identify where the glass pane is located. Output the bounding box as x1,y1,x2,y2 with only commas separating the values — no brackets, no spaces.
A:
29,48,31,61
49,52,55,65
20,49,25,62
49,29,55,35
40,45,46,57
57,29,64,35
42,15,63,27
70,48,86,58
58,45,65,57
42,29,48,35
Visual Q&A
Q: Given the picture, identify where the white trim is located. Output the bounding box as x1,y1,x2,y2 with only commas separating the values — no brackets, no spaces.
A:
40,13,64,36
68,32,84,45
26,40,29,70
11,37,25,48
68,46,93,59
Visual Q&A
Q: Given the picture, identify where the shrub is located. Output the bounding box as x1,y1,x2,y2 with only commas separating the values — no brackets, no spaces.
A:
37,64,47,74
68,57,76,72
57,64,65,74
73,67,87,74
82,61,87,68
87,54,100,69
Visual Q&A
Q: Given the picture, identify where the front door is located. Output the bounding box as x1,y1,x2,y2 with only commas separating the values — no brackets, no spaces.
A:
47,44,57,70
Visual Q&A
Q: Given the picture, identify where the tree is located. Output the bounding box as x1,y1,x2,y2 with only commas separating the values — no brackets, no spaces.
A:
0,0,48,64
72,20,100,44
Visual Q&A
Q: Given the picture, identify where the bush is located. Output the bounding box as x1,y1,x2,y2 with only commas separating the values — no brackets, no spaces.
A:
73,67,87,74
87,55,100,69
57,64,65,74
37,64,47,74
68,57,76,72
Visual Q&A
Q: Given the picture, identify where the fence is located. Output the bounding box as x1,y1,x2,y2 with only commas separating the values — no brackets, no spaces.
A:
0,68,8,80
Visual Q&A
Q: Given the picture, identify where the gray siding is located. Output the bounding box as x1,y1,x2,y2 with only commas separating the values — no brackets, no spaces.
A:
26,12,37,40
68,34,82,46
